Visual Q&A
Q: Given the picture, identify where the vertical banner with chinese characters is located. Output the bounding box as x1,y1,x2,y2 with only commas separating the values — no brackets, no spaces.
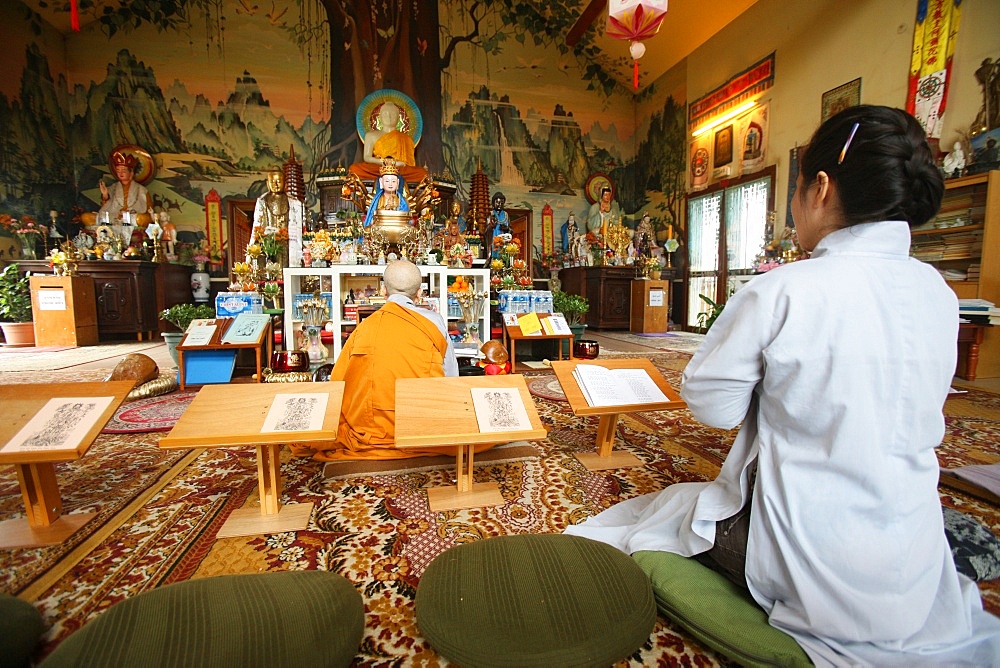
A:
204,189,223,257
541,203,554,256
906,0,962,139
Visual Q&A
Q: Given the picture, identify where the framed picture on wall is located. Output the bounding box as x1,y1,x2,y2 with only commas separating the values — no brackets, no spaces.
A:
821,78,862,123
714,125,734,168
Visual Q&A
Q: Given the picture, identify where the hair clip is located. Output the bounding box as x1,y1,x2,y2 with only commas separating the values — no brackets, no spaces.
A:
838,122,860,165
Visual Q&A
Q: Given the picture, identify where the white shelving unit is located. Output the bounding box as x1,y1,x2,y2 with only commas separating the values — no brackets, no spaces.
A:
282,265,491,362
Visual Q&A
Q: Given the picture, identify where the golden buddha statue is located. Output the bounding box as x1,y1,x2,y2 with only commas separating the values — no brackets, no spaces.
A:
349,91,428,184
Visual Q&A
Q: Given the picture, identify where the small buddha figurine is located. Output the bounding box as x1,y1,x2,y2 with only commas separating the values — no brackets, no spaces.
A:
362,157,410,229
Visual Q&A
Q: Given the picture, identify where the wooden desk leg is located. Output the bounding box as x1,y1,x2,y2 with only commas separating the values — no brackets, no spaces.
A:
426,444,504,513
216,444,313,539
0,463,97,549
509,340,517,371
178,348,186,390
258,443,282,515
967,339,981,382
574,413,643,471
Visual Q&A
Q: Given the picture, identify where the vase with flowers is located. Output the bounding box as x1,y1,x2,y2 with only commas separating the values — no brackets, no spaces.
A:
1,214,46,260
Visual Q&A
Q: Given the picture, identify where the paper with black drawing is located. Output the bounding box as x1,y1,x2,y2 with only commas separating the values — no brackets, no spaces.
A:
471,387,532,432
261,392,329,433
2,396,115,453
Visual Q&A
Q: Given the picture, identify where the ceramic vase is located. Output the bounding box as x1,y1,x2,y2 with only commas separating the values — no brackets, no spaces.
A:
191,264,211,303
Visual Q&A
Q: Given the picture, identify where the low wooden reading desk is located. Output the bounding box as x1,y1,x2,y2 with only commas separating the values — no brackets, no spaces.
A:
0,381,135,549
551,358,686,471
395,375,546,512
177,316,273,390
502,313,574,372
159,382,344,538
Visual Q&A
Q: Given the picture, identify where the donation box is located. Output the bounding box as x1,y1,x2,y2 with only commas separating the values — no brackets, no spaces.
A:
30,275,99,346
629,279,670,335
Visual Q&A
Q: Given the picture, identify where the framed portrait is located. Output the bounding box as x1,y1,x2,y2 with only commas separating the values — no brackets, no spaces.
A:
714,125,734,168
821,78,862,123
343,275,381,303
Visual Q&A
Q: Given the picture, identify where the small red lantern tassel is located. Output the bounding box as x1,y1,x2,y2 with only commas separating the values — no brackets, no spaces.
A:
70,0,80,31
633,60,639,90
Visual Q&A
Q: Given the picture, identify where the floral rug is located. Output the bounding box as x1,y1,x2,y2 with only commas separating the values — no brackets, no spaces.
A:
102,391,198,434
9,354,1000,665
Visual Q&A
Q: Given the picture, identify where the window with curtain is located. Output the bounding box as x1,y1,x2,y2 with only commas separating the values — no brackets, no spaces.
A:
684,169,774,328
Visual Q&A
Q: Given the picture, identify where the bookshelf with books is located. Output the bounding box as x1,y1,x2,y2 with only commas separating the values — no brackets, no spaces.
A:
911,170,1000,377
281,265,490,362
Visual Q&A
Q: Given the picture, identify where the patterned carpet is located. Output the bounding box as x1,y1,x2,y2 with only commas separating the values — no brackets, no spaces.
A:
2,355,1000,665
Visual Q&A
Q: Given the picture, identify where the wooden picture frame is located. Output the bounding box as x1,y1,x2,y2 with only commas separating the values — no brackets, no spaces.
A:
714,125,734,168
343,275,381,303
821,78,861,123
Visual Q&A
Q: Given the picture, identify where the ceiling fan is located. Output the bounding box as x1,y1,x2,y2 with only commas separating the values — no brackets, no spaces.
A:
565,0,608,47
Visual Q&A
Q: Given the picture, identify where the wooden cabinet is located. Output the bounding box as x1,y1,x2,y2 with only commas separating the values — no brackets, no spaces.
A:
910,170,1000,377
559,266,639,330
18,261,192,340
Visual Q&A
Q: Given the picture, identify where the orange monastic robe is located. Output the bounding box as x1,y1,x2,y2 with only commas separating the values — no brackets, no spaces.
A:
291,301,472,461
348,131,429,183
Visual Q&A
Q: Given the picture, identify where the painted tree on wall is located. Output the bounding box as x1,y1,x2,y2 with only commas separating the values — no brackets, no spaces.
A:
61,0,642,183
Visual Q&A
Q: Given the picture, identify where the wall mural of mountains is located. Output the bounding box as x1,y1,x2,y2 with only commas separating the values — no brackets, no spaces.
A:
0,43,643,237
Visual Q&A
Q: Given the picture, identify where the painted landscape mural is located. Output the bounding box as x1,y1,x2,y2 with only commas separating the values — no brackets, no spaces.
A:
0,0,687,263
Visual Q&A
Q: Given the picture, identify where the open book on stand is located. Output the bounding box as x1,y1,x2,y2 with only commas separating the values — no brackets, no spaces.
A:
572,364,668,407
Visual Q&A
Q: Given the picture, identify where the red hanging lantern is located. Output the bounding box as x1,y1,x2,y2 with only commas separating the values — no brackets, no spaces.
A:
606,0,668,90
70,0,80,31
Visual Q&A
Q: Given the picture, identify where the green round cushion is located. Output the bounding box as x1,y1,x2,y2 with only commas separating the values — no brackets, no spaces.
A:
632,550,812,667
416,533,656,667
40,571,364,668
0,594,46,668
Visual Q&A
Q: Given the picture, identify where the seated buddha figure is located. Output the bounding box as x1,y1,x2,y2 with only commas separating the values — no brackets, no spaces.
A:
349,96,428,184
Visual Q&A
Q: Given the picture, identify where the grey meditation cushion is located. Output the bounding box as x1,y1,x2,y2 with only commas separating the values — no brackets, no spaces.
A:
416,533,656,667
40,571,364,668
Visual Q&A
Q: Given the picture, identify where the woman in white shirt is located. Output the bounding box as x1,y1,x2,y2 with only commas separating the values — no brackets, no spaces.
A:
566,105,1000,665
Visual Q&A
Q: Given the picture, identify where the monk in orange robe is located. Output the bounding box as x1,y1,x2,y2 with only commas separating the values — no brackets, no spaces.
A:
291,260,490,461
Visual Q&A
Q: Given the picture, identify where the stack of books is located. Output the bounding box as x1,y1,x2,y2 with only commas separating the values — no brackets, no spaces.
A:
959,299,999,325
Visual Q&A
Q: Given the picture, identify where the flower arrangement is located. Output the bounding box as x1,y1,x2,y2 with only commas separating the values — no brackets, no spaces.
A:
254,226,289,259
754,226,807,273
0,214,46,239
538,250,569,272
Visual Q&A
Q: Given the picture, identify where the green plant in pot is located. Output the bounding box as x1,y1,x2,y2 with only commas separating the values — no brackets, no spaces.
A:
552,290,590,356
0,263,34,346
159,303,215,366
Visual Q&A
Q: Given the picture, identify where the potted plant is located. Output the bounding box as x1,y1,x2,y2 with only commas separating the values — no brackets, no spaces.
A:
0,263,34,346
552,290,590,356
696,294,725,333
159,303,215,365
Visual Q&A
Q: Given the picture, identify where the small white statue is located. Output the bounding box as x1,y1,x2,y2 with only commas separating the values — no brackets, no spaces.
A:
942,141,966,178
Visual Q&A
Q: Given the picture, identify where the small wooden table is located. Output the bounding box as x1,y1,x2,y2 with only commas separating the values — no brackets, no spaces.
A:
177,317,273,390
0,381,135,549
551,358,685,471
159,382,343,538
395,376,547,512
503,314,574,371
